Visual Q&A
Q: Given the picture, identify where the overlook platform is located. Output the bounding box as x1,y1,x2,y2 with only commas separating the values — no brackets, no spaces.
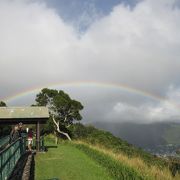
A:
0,106,49,180
0,106,49,151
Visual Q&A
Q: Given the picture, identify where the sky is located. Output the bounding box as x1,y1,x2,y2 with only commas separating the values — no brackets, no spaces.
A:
0,0,180,124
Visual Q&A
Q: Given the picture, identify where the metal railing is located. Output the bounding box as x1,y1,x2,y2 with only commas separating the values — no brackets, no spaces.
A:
0,136,9,149
0,134,45,180
0,137,26,180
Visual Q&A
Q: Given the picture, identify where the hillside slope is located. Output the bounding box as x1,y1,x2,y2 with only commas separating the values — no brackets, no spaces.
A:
36,124,180,180
35,140,143,180
70,123,180,179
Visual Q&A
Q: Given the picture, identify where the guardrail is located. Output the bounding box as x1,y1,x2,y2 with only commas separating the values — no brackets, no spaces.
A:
0,134,45,180
0,137,26,180
0,136,9,149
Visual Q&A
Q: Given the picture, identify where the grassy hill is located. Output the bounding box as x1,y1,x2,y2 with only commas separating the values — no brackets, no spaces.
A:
36,140,145,180
35,124,180,180
70,123,167,167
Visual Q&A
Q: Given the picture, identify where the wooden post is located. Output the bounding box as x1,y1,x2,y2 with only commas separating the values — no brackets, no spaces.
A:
36,121,40,151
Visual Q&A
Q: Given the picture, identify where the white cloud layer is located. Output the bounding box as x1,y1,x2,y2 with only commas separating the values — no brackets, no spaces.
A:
0,0,180,123
105,87,180,123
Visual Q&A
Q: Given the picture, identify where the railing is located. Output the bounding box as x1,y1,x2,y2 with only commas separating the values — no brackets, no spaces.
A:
0,134,45,180
0,136,9,149
0,137,26,180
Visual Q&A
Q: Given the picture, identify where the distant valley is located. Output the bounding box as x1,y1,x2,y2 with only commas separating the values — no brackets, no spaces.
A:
93,121,180,154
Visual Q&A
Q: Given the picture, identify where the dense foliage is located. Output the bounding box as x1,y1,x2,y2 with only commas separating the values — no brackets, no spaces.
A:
41,116,54,135
0,101,11,136
0,101,6,107
35,88,83,140
35,88,83,126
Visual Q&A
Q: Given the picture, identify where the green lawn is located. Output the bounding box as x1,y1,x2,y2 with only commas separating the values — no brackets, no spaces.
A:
35,142,113,180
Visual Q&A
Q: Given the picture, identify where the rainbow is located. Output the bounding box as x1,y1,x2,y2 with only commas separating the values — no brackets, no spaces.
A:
1,81,174,106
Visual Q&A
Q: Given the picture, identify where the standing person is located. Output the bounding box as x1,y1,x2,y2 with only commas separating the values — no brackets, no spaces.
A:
9,126,15,144
18,122,24,154
27,128,33,151
9,124,20,144
18,122,23,137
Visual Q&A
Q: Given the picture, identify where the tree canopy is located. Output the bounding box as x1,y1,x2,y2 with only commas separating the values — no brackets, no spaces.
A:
0,101,11,136
35,88,83,140
0,101,6,107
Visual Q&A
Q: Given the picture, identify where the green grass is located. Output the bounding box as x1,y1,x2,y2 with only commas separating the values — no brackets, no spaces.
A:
36,138,145,180
35,141,113,180
74,143,144,180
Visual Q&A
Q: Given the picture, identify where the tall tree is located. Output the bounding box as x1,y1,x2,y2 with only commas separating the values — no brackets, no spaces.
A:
0,101,6,107
35,88,83,140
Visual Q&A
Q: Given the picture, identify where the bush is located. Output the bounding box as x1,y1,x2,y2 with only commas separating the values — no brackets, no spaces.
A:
0,125,11,137
41,117,54,135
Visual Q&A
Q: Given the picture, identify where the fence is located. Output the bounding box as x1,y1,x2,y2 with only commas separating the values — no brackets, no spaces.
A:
0,134,45,180
0,137,9,149
0,137,26,180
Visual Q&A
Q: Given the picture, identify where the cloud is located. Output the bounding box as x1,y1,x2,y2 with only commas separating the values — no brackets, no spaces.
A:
0,0,180,123
103,86,180,123
81,0,180,93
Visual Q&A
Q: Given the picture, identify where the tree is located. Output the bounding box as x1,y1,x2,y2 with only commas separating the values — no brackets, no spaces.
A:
35,88,83,140
0,101,11,136
0,101,6,107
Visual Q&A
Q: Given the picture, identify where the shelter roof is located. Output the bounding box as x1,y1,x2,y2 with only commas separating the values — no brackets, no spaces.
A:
0,107,49,124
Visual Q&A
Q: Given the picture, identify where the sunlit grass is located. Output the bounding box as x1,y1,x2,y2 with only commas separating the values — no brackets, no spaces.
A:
35,140,113,180
41,134,180,180
74,141,180,180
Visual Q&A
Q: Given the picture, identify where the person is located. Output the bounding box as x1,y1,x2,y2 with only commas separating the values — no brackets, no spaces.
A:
27,128,33,151
18,122,23,137
9,124,20,144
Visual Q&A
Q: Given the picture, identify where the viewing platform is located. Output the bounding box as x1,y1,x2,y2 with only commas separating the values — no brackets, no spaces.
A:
0,107,49,180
